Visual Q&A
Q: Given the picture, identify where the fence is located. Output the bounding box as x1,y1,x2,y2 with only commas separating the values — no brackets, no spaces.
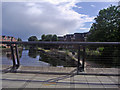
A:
1,41,120,74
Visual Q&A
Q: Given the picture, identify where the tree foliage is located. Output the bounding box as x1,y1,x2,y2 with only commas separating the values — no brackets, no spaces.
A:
87,5,120,67
52,35,58,41
41,34,58,49
41,34,46,41
17,38,22,41
41,34,58,41
87,5,120,42
28,36,38,41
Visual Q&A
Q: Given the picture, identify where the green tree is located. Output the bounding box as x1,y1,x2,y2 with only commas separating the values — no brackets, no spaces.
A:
87,5,120,42
45,34,52,41
40,34,58,49
52,34,58,41
87,5,120,67
41,34,46,41
28,36,38,49
17,38,22,41
41,34,58,41
28,36,38,41
17,38,22,47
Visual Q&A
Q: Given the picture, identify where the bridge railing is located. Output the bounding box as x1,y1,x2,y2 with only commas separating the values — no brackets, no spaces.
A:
1,41,120,73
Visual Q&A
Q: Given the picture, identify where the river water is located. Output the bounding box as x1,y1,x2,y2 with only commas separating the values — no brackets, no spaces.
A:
2,49,117,68
2,50,50,67
2,49,76,67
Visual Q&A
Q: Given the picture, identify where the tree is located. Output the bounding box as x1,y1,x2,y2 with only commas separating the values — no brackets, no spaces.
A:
17,38,22,41
41,34,46,41
45,34,52,41
28,36,38,41
52,34,58,41
40,34,58,49
87,5,120,42
41,34,58,41
17,38,22,47
87,5,120,67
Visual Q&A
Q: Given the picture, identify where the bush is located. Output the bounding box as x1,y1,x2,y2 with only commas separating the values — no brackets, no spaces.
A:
2,46,6,48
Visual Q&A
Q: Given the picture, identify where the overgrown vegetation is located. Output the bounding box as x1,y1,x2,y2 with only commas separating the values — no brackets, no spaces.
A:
86,5,120,67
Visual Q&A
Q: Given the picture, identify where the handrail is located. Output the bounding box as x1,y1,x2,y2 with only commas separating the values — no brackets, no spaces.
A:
0,41,120,45
1,41,120,73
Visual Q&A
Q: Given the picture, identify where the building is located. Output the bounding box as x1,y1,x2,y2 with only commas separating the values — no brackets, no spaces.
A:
0,36,17,48
64,34,74,41
58,36,64,41
58,32,89,49
58,32,89,42
73,33,88,42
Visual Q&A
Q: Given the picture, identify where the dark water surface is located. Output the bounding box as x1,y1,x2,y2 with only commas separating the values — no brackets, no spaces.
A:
2,49,76,67
2,50,50,67
2,48,117,68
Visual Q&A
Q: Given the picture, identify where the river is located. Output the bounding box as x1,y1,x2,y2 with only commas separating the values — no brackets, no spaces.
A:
2,50,50,67
2,49,77,67
1,48,117,68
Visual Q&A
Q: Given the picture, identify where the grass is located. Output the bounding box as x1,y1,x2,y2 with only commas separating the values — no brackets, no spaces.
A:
38,47,50,52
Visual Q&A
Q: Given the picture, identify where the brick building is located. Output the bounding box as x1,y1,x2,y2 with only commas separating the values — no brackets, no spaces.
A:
58,32,89,49
58,32,88,42
0,36,17,48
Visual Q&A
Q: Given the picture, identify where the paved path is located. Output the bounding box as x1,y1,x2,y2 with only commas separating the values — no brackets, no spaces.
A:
2,65,120,89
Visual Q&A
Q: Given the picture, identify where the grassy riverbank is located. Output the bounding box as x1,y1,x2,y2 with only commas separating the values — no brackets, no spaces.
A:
37,48,77,67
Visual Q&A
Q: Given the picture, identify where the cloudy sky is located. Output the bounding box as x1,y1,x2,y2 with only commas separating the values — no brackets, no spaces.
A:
2,0,118,41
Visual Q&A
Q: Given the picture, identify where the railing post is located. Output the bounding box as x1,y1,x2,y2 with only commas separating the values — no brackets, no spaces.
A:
77,46,80,74
15,45,20,68
10,45,16,71
82,46,86,71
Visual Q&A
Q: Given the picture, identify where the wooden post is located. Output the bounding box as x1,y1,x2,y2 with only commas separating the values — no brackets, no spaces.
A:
10,45,16,70
15,45,20,68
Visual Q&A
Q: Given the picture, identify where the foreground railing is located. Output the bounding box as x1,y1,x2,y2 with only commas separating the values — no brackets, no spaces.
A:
1,41,120,74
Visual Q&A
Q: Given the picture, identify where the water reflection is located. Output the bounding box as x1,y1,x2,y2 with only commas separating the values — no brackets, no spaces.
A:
39,50,77,67
2,49,50,67
6,52,12,60
28,49,38,58
2,48,77,67
2,49,23,60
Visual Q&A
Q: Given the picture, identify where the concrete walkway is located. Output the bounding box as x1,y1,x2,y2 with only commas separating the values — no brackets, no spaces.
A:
2,65,120,89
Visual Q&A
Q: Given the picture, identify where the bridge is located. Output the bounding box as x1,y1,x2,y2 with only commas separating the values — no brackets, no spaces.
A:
1,41,120,89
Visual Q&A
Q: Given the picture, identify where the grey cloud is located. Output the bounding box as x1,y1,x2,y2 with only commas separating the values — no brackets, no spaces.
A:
2,2,93,40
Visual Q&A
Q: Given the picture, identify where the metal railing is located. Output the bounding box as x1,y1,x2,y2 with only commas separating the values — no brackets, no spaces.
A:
1,41,120,45
1,41,120,74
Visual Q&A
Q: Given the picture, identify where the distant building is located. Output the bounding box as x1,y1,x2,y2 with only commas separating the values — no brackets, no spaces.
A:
58,32,89,42
64,34,74,41
0,36,17,48
58,32,89,49
58,36,64,41
73,33,88,42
